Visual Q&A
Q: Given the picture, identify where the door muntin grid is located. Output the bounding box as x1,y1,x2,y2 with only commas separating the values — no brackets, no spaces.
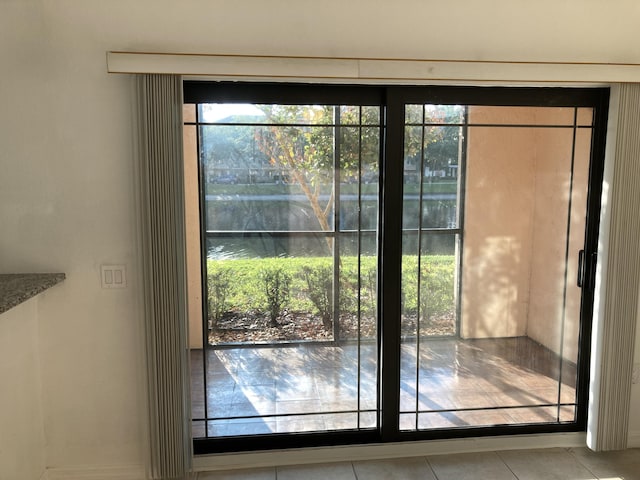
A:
188,101,381,440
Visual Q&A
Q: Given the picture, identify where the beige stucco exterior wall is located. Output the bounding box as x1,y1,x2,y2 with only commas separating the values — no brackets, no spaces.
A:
461,108,537,338
462,107,590,363
526,111,591,363
526,112,575,356
184,118,204,350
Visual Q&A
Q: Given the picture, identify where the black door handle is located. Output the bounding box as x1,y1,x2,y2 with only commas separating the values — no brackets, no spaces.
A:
577,249,585,288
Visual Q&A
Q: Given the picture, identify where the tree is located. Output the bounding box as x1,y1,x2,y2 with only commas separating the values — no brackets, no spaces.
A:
255,105,336,236
254,105,381,245
300,265,334,330
260,267,291,327
404,104,464,176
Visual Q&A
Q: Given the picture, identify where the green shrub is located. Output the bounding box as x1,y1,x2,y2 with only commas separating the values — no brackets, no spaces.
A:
300,264,334,330
401,256,455,320
260,266,291,326
205,255,454,324
419,260,455,322
339,260,377,317
207,266,231,329
361,265,377,317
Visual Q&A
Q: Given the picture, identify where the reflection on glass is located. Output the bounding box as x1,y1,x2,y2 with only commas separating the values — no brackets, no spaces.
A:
405,104,465,125
202,124,334,232
403,123,461,230
201,104,344,125
339,125,380,231
340,105,380,125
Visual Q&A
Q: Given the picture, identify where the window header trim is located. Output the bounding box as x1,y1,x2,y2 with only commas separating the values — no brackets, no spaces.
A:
108,52,640,84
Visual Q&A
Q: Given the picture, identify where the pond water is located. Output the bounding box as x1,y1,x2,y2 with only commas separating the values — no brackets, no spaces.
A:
205,194,457,259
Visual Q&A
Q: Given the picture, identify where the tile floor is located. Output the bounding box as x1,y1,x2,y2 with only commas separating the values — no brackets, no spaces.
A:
191,337,578,438
197,447,640,479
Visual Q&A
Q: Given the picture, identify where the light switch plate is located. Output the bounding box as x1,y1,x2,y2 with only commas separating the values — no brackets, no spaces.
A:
101,264,127,289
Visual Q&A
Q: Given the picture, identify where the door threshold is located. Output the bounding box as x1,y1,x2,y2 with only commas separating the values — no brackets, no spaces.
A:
192,432,587,472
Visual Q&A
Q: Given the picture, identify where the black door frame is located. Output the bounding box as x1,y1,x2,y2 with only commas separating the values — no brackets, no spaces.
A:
184,82,609,454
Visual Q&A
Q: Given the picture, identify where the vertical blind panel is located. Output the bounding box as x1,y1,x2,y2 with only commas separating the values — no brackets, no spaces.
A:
595,83,640,451
137,74,191,478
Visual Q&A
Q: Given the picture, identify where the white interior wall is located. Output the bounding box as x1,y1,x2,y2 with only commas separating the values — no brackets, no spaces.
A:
0,299,46,480
2,0,640,475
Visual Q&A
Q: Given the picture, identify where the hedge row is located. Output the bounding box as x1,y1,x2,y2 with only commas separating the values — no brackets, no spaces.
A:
206,255,455,326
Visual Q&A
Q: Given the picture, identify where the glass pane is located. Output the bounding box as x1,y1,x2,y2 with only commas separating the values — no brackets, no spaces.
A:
401,105,592,432
577,108,593,126
467,106,576,125
339,126,380,231
183,103,196,123
559,127,593,407
405,105,423,124
194,102,380,438
463,122,582,424
400,233,458,428
405,104,465,124
206,234,332,260
201,104,338,125
560,405,576,423
190,349,205,420
202,124,334,232
340,105,380,125
417,407,558,430
192,421,206,438
403,125,423,230
401,233,457,339
403,124,461,230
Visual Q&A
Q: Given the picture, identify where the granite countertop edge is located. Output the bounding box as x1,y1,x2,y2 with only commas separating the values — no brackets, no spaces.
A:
0,273,66,315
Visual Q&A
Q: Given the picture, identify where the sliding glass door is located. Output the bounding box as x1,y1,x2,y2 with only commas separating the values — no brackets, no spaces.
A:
398,102,599,433
184,84,608,453
185,86,384,451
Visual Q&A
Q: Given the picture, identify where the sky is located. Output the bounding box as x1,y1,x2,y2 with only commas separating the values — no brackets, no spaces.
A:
202,103,264,122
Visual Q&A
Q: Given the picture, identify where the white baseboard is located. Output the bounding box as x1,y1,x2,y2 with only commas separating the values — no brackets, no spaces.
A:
193,432,587,472
45,465,145,480
39,433,604,476
628,430,640,448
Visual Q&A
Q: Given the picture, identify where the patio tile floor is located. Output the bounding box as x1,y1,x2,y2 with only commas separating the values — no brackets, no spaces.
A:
191,336,576,438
